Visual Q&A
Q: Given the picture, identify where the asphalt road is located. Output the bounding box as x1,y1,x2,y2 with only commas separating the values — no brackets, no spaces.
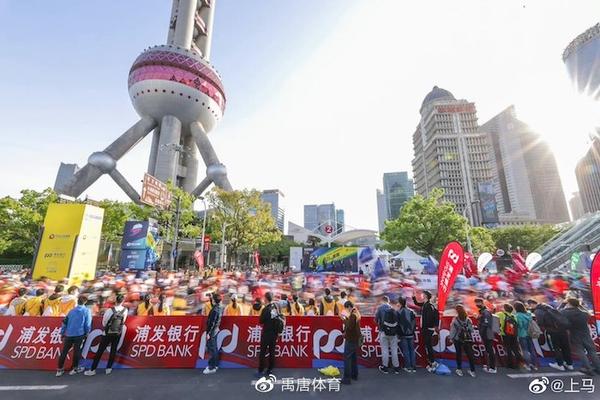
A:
0,368,597,400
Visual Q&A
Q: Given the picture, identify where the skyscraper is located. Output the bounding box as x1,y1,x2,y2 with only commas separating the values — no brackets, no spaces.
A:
335,209,345,234
261,189,285,232
411,86,493,224
575,137,600,215
569,192,585,221
481,106,569,224
376,189,387,232
304,203,340,235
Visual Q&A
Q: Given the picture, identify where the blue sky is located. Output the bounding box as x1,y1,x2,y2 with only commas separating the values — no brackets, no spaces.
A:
1,1,599,230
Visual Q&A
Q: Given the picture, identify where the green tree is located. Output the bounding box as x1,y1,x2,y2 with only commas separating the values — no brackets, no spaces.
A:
469,226,495,255
259,238,302,265
0,188,58,257
491,224,561,252
98,200,132,242
381,188,466,257
207,188,281,266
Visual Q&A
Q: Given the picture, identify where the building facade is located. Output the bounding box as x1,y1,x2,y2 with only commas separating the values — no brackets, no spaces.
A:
261,190,285,232
569,192,585,220
481,106,569,224
376,189,387,232
304,203,343,234
576,137,600,215
411,86,493,224
376,172,414,232
335,209,345,234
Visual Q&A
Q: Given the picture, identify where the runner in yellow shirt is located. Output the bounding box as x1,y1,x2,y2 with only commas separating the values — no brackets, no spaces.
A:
249,298,263,316
58,286,79,316
43,285,65,316
290,295,305,316
153,294,170,316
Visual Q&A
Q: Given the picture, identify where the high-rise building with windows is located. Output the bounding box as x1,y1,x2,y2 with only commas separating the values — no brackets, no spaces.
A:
304,203,343,235
376,172,413,232
376,189,387,232
481,106,569,224
569,192,585,221
411,86,493,224
261,189,285,232
576,137,600,215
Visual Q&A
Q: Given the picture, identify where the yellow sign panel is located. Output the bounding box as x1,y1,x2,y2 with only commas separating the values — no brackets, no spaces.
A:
33,203,104,284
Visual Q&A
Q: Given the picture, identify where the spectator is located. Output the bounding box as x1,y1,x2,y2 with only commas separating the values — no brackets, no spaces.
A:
341,301,361,385
320,288,339,316
495,303,523,369
43,285,65,316
153,294,170,316
397,297,416,373
514,301,537,371
249,298,263,316
449,304,476,377
528,299,573,371
561,298,600,375
413,291,439,372
203,293,224,375
6,288,28,316
290,295,305,316
56,296,92,377
24,288,46,316
137,294,154,316
85,294,128,376
375,296,400,374
257,292,279,377
305,298,320,316
474,298,496,373
337,291,348,317
60,286,79,316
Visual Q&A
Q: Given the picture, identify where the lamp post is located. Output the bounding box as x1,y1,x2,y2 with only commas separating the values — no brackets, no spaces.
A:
170,195,182,271
220,221,230,269
198,196,208,260
462,200,480,254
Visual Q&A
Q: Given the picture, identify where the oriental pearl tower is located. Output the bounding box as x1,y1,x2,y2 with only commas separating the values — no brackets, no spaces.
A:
54,0,231,202
563,23,600,101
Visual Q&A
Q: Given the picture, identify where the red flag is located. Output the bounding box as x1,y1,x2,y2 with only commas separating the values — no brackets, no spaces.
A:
511,252,528,275
253,250,260,267
194,249,204,270
463,252,477,278
437,241,464,316
591,252,600,335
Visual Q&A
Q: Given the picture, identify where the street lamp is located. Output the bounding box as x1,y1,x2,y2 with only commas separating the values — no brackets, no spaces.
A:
198,196,208,260
462,200,480,254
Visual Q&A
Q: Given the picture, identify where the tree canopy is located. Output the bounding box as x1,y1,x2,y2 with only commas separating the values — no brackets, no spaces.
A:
490,224,561,252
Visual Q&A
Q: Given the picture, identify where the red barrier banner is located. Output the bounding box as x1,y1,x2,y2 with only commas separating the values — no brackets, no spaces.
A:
591,252,600,334
437,242,464,314
0,316,598,370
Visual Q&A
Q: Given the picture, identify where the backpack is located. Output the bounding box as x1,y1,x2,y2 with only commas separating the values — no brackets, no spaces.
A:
528,318,542,339
503,313,518,337
273,305,286,335
106,307,126,335
456,319,473,342
397,309,416,337
382,307,399,336
491,314,501,335
544,306,570,330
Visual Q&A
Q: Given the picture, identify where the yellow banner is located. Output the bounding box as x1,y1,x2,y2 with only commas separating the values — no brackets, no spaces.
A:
33,203,104,283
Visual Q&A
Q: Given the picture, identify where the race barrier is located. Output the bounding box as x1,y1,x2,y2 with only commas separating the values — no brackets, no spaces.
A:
0,316,598,370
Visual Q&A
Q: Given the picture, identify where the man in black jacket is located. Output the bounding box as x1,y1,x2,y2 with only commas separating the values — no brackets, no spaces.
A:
474,298,496,373
258,292,278,377
528,299,573,371
412,291,438,371
561,298,600,375
203,293,223,375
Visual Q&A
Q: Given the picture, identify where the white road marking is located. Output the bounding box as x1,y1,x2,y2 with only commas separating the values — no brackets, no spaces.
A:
507,372,584,379
0,385,68,391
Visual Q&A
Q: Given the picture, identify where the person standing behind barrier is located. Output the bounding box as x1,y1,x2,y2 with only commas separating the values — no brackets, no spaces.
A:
527,299,573,371
560,298,600,376
412,290,439,372
291,295,304,316
305,298,320,316
257,292,280,377
60,286,79,316
397,297,417,373
320,288,339,316
375,296,400,374
341,301,361,385
153,294,170,316
137,294,154,316
85,294,127,376
495,303,523,369
56,296,91,377
449,304,476,377
24,288,46,316
474,298,497,373
6,288,28,316
224,294,243,316
43,285,65,316
203,293,223,375
249,298,263,316
514,301,538,371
